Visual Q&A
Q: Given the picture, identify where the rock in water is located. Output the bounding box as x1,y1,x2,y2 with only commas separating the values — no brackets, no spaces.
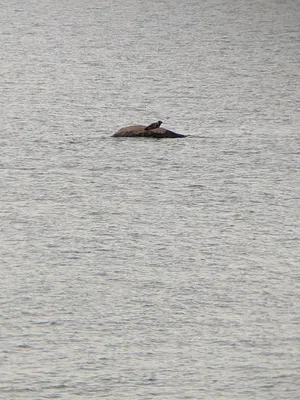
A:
112,125,186,138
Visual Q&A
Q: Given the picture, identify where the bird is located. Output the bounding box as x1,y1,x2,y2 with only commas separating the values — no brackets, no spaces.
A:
144,121,163,131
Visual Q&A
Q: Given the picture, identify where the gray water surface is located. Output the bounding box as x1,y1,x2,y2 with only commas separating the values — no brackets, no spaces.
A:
1,0,300,399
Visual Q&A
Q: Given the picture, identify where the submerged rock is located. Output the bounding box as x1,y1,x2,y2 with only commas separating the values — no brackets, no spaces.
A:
112,125,186,138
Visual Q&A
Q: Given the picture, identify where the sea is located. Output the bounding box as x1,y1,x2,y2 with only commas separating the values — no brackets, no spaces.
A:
1,0,299,399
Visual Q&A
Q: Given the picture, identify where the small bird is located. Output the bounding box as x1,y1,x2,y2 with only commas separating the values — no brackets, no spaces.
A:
144,121,163,131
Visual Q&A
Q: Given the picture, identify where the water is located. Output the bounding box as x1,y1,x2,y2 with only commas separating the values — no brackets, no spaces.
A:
1,0,300,399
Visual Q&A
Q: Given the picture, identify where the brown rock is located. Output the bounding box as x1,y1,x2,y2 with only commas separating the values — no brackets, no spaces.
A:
112,125,186,138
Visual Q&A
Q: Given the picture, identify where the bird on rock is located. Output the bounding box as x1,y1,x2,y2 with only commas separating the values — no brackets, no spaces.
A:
144,121,163,130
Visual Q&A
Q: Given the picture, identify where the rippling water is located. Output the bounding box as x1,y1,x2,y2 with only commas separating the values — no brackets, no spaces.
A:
1,0,300,399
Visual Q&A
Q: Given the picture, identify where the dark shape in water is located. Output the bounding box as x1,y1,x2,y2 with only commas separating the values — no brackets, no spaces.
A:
112,124,186,138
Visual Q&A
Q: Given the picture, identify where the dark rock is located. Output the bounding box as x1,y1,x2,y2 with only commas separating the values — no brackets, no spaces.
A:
112,125,186,138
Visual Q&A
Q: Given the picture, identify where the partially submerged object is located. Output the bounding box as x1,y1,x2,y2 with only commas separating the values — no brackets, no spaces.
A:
112,124,186,138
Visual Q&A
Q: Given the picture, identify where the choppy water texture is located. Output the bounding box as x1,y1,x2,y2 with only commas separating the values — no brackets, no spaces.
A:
1,0,300,399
